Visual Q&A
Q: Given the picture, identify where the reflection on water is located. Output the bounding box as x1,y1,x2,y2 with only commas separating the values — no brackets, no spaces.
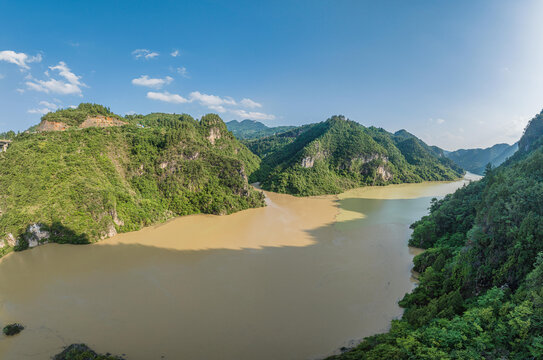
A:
0,177,477,360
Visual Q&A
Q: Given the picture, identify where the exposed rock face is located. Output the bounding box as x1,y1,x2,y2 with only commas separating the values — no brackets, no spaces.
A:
79,116,127,128
207,127,221,144
37,120,68,132
0,140,11,152
0,240,4,248
376,165,393,181
37,116,126,132
352,153,388,165
26,223,50,247
6,233,16,247
301,156,315,168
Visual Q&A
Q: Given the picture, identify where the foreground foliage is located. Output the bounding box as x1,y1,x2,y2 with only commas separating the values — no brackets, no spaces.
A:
247,116,463,195
53,344,124,360
330,111,543,359
0,109,264,256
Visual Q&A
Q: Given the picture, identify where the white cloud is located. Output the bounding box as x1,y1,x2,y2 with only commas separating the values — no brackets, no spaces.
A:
125,110,136,116
230,109,275,121
189,91,237,107
0,50,42,70
147,91,189,104
436,118,446,124
132,49,159,59
177,67,188,78
171,50,180,57
240,98,262,109
26,61,85,95
132,75,173,89
28,100,59,115
0,74,4,79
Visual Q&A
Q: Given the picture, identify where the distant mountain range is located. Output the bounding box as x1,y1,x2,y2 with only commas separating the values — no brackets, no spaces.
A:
444,142,518,175
225,119,295,139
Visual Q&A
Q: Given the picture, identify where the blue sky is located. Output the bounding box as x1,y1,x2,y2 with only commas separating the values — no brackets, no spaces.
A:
1,0,543,150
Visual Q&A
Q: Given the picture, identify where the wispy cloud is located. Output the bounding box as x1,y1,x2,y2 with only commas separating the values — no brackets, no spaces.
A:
0,50,42,70
189,91,237,107
230,109,275,120
0,74,4,79
177,67,188,78
26,61,85,95
436,118,445,124
147,91,189,104
240,98,262,109
171,49,180,57
28,100,59,115
132,49,159,59
132,75,173,89
145,90,276,120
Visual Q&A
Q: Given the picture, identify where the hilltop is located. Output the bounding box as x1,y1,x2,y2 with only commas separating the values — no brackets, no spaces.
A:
0,106,264,256
247,116,463,196
225,119,295,139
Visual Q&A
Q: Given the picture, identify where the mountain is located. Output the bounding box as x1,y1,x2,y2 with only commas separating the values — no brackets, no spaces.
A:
444,142,518,175
225,119,295,139
330,110,543,359
0,105,264,256
248,115,464,196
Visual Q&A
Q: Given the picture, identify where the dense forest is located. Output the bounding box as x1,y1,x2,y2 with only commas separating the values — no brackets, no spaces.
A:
225,119,294,139
329,110,543,359
0,105,264,257
445,142,518,175
246,116,463,196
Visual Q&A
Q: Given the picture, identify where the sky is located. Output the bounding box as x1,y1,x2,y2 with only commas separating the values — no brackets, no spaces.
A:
1,0,543,150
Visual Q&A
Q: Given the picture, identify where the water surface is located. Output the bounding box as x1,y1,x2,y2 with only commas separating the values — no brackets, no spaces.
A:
0,177,477,359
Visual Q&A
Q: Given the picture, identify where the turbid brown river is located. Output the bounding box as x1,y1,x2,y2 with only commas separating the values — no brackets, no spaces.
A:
0,175,480,359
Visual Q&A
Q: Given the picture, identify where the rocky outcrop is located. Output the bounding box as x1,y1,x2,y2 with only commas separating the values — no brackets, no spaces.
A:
6,233,16,247
207,127,221,144
37,120,68,132
79,116,127,129
376,165,393,181
26,223,50,247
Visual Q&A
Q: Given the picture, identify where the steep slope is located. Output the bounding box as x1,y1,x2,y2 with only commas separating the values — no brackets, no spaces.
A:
445,142,518,175
0,107,264,257
250,116,463,196
330,110,543,359
225,119,295,139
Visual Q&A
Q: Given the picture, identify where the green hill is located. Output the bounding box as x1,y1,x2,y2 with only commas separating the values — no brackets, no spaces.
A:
0,106,264,256
330,110,543,359
445,142,518,175
248,116,463,196
225,119,295,139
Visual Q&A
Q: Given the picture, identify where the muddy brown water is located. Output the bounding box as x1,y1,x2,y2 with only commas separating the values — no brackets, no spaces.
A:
0,176,479,359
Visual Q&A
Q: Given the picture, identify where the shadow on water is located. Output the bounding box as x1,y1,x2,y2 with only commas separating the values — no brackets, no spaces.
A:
0,192,441,360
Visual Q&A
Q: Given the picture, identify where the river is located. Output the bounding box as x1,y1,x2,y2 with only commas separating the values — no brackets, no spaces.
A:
0,175,479,359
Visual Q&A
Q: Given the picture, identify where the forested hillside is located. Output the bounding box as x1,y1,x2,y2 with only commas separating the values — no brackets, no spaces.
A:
248,116,463,196
0,106,264,257
330,110,543,359
445,142,518,175
225,119,294,139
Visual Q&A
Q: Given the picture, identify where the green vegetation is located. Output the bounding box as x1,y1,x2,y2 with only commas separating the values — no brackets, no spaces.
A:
0,107,264,257
0,130,16,140
53,344,124,360
2,323,24,336
329,110,543,359
445,142,518,175
41,103,122,127
225,119,295,139
248,116,463,196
